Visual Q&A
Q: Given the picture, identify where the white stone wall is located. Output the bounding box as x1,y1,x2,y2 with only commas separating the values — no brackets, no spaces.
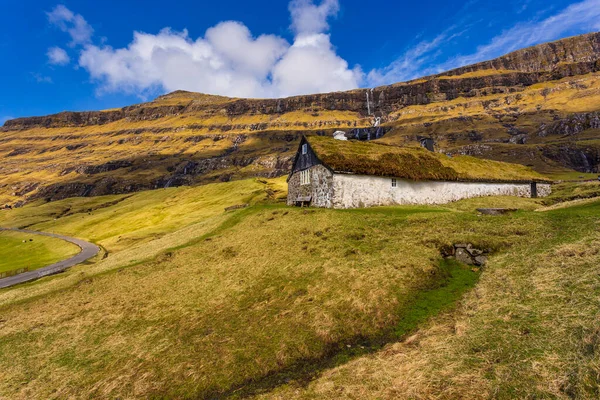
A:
536,183,552,198
287,165,334,207
331,174,551,209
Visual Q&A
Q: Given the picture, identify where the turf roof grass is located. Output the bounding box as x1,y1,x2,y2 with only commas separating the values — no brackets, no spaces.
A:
306,135,550,183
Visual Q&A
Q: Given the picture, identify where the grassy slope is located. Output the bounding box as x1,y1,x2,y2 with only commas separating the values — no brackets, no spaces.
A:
542,180,600,205
258,202,600,399
0,231,80,273
0,178,287,309
0,180,598,398
0,200,456,399
0,178,286,254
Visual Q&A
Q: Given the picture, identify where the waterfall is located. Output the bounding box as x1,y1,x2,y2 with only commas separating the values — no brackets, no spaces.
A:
366,91,371,116
164,178,174,189
579,151,592,172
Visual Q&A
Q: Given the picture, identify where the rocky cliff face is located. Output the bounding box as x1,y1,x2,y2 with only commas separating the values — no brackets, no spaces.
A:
2,32,600,204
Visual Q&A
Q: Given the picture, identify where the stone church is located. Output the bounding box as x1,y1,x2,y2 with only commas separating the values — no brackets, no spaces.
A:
287,135,551,209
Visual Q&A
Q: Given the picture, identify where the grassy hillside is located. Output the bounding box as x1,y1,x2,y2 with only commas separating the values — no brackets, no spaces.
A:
2,59,600,205
0,178,286,254
0,179,599,398
258,202,600,400
0,231,80,273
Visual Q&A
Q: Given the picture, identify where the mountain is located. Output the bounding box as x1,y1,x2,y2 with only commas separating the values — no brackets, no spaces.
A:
2,32,600,205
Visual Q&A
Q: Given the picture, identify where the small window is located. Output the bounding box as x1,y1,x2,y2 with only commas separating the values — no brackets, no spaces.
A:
300,170,311,185
391,178,397,188
302,144,308,155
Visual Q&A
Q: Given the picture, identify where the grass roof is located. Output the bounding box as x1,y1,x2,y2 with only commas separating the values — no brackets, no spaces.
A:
306,136,550,183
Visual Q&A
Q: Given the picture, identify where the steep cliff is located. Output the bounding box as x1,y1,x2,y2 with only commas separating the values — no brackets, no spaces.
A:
2,32,600,204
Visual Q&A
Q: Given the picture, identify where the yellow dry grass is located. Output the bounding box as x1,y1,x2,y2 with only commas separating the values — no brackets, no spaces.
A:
0,178,283,306
437,69,519,79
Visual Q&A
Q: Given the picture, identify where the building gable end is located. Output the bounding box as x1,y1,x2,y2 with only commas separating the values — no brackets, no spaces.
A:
287,136,330,181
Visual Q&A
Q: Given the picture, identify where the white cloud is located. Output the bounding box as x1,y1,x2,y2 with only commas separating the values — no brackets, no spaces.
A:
272,33,363,97
368,0,600,86
78,27,288,98
47,46,70,65
48,1,360,98
289,0,340,36
274,0,362,96
205,22,289,78
47,5,93,46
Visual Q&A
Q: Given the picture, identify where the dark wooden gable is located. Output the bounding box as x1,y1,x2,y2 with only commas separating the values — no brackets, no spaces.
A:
287,136,323,181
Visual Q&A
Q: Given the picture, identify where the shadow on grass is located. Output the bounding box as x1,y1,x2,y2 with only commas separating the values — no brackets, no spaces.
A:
204,258,479,400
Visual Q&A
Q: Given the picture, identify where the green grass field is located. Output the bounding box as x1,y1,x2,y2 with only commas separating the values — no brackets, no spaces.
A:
261,200,600,400
0,230,80,273
0,180,598,399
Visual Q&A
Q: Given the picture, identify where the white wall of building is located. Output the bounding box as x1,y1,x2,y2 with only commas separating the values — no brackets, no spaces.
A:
331,174,551,209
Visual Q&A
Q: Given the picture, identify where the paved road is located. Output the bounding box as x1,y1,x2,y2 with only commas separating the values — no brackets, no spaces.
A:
0,228,100,289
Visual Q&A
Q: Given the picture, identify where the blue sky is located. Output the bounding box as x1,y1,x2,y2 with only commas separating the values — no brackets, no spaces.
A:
2,0,600,122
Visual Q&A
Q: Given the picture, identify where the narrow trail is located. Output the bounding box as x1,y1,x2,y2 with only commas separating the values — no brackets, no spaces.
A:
0,227,100,289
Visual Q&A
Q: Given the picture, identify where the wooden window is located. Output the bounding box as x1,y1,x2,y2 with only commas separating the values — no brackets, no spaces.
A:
302,144,308,155
300,170,311,185
391,178,397,188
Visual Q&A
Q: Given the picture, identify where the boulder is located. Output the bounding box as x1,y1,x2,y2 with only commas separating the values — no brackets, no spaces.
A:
452,243,489,266
455,248,474,265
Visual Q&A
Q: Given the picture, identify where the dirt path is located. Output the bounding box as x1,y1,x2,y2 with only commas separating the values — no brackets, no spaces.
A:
0,228,100,289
